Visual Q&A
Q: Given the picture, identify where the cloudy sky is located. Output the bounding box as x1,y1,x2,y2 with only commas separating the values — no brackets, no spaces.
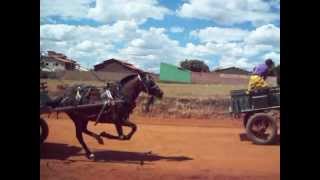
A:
40,0,280,72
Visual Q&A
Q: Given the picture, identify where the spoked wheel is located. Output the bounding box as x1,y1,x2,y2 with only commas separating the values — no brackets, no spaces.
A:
246,113,277,145
40,118,49,144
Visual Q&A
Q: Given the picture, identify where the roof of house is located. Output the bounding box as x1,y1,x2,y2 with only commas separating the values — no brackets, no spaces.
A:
94,58,144,73
46,51,78,64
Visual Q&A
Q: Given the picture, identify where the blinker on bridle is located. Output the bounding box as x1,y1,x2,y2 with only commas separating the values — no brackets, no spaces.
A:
137,74,149,94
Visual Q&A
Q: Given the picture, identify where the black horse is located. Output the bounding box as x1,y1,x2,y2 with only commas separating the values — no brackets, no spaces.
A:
48,73,163,159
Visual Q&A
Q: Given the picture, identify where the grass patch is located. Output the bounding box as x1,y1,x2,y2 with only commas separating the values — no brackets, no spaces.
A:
157,83,246,98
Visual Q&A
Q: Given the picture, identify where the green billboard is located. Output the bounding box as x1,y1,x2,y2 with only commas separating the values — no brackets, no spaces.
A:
159,63,191,83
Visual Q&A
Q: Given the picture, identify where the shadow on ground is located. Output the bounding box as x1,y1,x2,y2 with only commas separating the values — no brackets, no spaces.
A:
40,142,193,165
40,142,82,160
239,133,280,145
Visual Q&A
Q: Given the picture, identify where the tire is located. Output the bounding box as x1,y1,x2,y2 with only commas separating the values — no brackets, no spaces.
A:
40,118,49,144
243,112,253,128
246,113,277,145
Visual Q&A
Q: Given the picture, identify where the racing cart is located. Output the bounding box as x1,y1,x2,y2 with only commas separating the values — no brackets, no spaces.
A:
230,87,280,145
40,81,125,144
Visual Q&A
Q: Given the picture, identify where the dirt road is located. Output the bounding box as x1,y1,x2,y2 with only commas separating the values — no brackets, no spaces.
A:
40,115,280,180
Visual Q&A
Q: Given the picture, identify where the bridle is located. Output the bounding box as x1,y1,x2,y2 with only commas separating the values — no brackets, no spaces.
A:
137,74,149,94
137,74,158,95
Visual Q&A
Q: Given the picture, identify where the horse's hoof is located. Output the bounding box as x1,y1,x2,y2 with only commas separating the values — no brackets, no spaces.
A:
119,136,124,140
119,135,126,140
87,153,95,160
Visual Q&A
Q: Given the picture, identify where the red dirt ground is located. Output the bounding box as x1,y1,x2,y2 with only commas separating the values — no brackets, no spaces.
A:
40,114,280,180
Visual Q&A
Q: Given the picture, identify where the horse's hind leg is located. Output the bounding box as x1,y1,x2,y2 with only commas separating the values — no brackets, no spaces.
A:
122,120,137,140
101,122,126,140
99,122,124,140
69,114,95,159
115,122,126,139
75,123,95,159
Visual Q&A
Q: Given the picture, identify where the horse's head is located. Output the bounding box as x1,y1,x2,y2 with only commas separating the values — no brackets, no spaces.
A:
138,73,163,99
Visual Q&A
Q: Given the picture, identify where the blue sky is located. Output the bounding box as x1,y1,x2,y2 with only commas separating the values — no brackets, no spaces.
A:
40,0,280,72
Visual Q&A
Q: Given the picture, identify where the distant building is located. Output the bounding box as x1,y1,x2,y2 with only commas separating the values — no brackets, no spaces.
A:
159,63,191,83
94,58,144,74
213,67,251,75
40,51,79,72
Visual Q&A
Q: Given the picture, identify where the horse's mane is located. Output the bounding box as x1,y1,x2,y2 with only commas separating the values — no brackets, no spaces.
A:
119,74,139,85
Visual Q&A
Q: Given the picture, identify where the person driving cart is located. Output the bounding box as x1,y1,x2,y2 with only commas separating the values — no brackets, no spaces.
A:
248,59,275,92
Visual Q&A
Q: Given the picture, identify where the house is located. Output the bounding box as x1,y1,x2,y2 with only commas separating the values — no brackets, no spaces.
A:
94,58,144,74
40,51,79,72
213,67,251,75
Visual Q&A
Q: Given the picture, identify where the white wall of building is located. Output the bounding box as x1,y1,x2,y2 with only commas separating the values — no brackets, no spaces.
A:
42,59,65,72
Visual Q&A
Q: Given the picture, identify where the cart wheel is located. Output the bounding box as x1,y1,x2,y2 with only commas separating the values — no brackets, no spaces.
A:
243,112,253,128
246,113,277,145
40,118,49,144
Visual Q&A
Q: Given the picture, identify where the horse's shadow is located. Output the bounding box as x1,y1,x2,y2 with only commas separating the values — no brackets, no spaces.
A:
40,142,193,165
40,142,82,160
92,150,193,165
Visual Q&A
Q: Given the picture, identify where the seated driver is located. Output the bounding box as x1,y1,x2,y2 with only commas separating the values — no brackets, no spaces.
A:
248,59,275,92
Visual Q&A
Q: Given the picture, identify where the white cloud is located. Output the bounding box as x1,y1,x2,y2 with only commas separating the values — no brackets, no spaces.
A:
182,24,280,70
177,0,279,26
263,52,280,64
190,27,250,43
40,0,94,19
242,44,274,57
219,56,252,69
75,40,113,52
40,21,140,67
170,27,185,33
87,0,171,24
41,0,170,24
117,27,184,71
270,0,280,9
40,21,280,72
245,24,280,49
40,22,184,71
40,20,139,43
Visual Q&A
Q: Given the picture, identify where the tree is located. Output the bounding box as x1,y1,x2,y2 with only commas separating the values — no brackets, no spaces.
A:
180,59,210,72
